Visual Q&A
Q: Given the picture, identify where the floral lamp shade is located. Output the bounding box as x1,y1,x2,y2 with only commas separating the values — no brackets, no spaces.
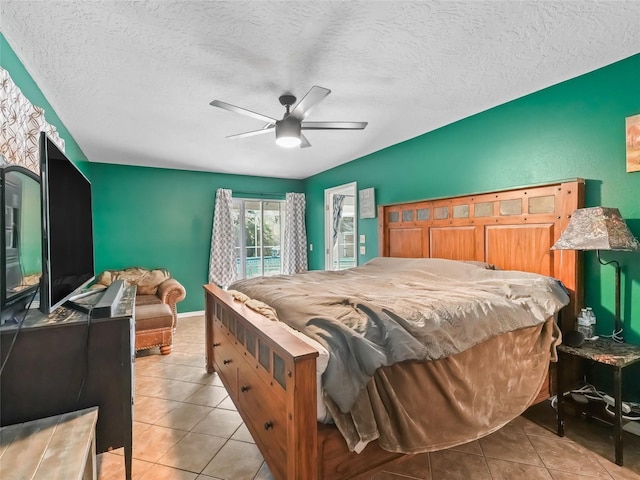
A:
551,207,640,252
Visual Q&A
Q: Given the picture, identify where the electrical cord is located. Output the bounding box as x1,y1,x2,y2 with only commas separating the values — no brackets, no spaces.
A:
0,286,39,376
613,328,624,343
2,291,95,410
604,404,640,421
551,383,640,422
601,327,624,343
73,304,94,411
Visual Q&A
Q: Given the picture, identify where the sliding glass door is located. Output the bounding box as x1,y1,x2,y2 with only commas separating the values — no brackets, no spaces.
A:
232,198,286,279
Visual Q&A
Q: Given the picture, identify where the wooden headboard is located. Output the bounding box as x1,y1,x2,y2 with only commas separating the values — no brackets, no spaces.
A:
378,179,585,333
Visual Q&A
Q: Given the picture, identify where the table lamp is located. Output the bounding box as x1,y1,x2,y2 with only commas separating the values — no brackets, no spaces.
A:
551,207,640,343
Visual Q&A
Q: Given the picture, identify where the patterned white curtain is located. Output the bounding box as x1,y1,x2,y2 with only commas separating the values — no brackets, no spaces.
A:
282,192,308,275
0,67,65,171
208,188,237,288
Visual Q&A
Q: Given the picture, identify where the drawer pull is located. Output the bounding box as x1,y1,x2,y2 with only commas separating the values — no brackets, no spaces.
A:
213,342,221,347
240,385,250,392
223,359,232,365
264,421,273,430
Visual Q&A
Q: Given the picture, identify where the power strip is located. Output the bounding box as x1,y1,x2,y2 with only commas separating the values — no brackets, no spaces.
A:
602,394,632,414
623,421,640,436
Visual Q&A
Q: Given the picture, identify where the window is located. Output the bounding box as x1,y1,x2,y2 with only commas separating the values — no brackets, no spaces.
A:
232,198,286,279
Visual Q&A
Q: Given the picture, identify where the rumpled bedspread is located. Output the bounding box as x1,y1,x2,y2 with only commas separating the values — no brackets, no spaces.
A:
230,257,569,415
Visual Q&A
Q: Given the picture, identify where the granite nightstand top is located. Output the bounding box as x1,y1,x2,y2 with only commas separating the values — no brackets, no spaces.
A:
558,337,640,368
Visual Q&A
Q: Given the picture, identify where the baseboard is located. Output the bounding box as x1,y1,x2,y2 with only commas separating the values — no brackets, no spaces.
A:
177,310,205,318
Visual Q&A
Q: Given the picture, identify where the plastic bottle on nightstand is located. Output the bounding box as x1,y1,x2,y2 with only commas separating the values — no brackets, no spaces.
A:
577,308,594,340
586,307,596,337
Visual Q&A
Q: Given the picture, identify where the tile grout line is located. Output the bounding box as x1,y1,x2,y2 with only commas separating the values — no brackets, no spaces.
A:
474,437,494,479
587,453,620,480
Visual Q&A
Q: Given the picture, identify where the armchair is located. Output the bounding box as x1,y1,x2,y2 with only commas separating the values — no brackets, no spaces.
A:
95,267,186,354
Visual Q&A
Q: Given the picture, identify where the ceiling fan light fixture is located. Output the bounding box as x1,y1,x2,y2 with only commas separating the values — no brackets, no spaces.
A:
210,86,367,149
276,136,301,148
275,117,301,148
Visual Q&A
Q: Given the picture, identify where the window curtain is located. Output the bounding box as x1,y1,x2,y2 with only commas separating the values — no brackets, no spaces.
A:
0,67,65,172
208,188,237,288
332,193,346,248
282,192,308,274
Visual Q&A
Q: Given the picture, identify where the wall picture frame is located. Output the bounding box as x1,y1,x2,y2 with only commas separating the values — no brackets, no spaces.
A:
359,187,376,219
626,113,640,172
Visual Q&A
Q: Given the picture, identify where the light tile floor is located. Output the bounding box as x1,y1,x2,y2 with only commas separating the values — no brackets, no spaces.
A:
97,316,640,480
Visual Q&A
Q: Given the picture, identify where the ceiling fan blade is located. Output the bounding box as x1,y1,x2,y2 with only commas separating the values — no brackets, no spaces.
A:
210,100,278,124
226,126,274,140
301,121,368,130
289,86,331,121
300,134,312,149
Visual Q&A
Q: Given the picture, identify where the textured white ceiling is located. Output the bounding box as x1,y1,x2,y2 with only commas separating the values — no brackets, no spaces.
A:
2,1,640,179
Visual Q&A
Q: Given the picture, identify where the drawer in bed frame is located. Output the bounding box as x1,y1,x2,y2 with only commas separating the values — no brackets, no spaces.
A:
206,289,319,479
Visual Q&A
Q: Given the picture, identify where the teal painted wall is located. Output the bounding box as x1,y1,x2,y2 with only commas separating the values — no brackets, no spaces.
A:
89,162,303,313
305,54,640,400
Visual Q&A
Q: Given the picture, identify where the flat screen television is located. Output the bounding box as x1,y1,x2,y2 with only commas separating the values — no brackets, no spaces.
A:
0,164,42,324
39,132,95,314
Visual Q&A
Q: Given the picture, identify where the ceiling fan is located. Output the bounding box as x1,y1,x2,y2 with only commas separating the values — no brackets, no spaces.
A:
209,86,367,148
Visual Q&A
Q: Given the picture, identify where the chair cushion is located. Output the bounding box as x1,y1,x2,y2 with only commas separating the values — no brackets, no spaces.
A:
136,294,163,307
136,304,173,331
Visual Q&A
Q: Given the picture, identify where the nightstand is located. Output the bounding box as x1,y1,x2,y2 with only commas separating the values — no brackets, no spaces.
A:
556,337,640,466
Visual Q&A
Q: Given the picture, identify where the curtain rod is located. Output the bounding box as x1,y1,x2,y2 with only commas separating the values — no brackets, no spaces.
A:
232,190,285,195
231,190,288,198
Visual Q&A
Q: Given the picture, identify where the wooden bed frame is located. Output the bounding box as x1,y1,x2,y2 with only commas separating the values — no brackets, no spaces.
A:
204,178,585,480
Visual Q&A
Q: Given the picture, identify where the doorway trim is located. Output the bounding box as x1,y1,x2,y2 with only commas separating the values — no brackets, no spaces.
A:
324,182,357,271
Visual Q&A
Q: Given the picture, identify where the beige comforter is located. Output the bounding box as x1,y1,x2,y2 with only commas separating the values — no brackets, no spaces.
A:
230,257,567,452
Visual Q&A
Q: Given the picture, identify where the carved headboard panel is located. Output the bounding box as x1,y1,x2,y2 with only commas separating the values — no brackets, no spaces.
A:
378,179,585,332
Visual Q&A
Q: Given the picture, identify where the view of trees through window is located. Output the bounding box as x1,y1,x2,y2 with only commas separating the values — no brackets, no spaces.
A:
232,199,285,279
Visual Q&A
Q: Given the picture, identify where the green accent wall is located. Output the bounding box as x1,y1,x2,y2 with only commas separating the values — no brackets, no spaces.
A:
89,162,302,312
305,54,640,400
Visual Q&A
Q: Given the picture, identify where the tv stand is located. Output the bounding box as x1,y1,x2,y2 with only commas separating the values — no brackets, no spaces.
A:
0,285,136,480
63,299,93,314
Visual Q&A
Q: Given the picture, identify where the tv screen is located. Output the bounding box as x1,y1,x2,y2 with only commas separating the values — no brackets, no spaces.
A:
0,165,42,324
39,132,95,314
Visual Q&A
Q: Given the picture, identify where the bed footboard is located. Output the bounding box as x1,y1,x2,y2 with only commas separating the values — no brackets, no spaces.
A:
204,284,319,480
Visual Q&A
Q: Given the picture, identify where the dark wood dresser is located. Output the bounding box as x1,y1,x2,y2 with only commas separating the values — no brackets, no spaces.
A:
0,286,135,480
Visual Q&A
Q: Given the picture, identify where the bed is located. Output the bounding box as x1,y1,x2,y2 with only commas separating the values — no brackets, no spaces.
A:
204,178,584,480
